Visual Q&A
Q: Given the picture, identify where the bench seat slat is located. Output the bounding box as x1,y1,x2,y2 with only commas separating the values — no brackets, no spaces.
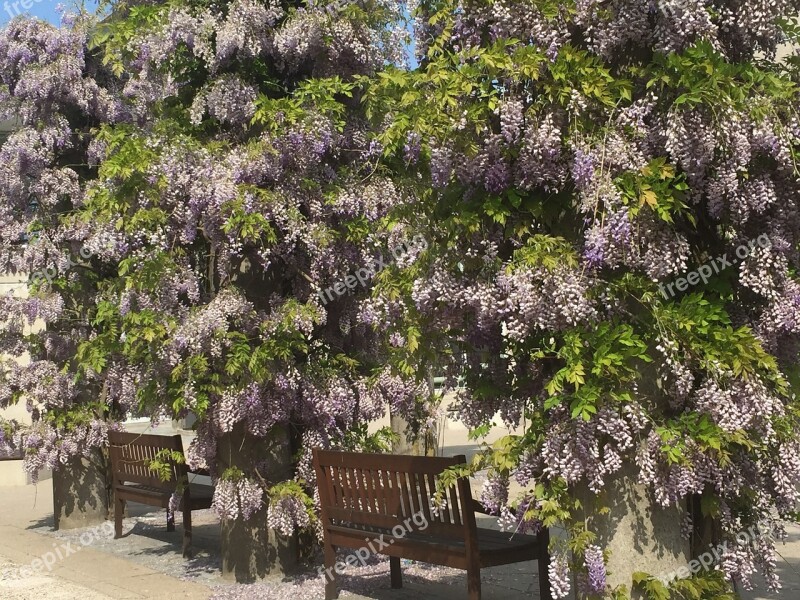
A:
396,471,413,520
376,469,391,514
315,450,463,474
326,524,470,570
362,468,377,513
326,506,464,539
115,481,213,502
326,523,544,567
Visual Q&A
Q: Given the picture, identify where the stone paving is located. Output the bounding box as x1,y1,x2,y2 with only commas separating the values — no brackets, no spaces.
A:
4,414,800,600
2,480,800,599
0,483,211,600
0,554,114,600
14,486,546,599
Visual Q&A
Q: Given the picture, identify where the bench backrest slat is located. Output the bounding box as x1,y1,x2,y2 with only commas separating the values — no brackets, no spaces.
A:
314,449,473,541
108,431,187,491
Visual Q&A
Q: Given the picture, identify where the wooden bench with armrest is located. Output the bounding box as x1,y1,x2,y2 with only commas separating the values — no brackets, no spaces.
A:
108,431,213,557
313,448,551,600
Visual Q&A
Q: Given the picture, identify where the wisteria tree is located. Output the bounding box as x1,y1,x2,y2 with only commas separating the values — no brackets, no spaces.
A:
363,0,800,597
0,13,126,483
4,0,800,595
0,0,429,578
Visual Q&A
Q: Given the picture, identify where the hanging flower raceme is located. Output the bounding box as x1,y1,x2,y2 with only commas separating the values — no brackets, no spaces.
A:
365,0,800,596
583,545,607,595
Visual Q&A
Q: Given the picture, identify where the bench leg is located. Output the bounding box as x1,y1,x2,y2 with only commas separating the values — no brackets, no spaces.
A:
182,508,192,558
324,543,339,600
467,566,481,600
538,554,551,600
538,529,552,600
390,556,402,589
114,495,125,539
167,508,175,532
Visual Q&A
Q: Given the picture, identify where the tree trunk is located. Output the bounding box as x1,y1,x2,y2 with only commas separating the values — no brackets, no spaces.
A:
390,371,440,456
53,448,111,530
572,462,691,599
689,493,722,561
390,412,439,456
218,424,298,582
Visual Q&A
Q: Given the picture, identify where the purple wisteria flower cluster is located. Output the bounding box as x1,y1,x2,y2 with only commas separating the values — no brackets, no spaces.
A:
0,0,424,544
365,0,800,595
1,0,800,595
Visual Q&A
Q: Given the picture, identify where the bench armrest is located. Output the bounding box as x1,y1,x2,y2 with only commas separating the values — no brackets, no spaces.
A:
471,498,492,515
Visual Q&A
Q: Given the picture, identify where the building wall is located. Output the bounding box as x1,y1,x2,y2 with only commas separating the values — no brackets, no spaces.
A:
0,273,32,426
0,274,51,484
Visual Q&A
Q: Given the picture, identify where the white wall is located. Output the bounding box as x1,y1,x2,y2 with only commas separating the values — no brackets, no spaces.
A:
0,273,32,426
0,273,51,484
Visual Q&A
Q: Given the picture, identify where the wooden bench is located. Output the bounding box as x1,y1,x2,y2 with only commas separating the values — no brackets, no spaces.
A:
313,449,551,600
108,431,213,557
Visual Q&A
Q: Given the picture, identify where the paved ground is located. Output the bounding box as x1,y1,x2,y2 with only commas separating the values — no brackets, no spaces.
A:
0,554,113,600
2,480,800,600
0,483,211,600
0,482,544,600
1,415,800,599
